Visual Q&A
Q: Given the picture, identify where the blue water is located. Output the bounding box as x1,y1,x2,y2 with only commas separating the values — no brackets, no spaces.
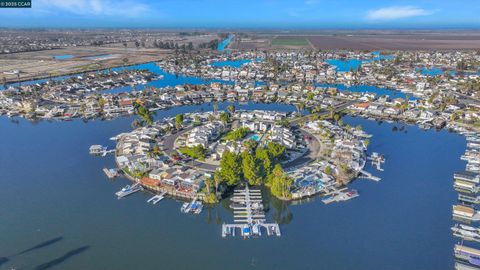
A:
326,52,394,72
1,62,413,102
0,106,466,269
326,59,363,72
104,62,234,94
0,62,233,91
251,134,261,141
211,59,252,68
53,54,74,60
315,83,415,100
217,35,234,51
418,67,458,77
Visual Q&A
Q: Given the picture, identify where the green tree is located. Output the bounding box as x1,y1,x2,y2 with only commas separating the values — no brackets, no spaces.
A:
269,164,293,200
243,139,258,152
333,113,340,123
133,102,153,125
267,141,286,162
227,104,235,114
256,147,272,178
213,170,224,195
219,112,231,124
175,114,184,129
219,151,242,186
179,145,207,160
241,151,263,185
224,127,250,141
364,139,370,148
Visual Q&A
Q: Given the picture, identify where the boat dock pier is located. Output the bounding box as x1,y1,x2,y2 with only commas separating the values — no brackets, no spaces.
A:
103,168,119,179
180,197,203,214
222,185,281,238
367,152,385,171
459,194,480,205
452,134,480,269
358,170,381,182
89,145,115,156
322,188,359,204
115,183,143,199
147,192,167,205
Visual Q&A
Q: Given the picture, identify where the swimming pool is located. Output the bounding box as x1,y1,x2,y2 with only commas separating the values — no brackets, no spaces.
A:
250,134,261,141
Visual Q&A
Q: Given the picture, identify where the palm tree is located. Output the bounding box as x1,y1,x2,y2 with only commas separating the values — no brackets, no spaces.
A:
296,102,305,114
328,105,335,119
227,104,235,114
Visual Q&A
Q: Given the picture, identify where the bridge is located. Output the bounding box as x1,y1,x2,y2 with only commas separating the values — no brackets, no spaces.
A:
288,100,356,125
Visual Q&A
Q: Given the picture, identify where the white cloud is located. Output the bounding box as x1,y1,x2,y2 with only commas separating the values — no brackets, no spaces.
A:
304,0,319,5
367,6,432,20
36,0,149,17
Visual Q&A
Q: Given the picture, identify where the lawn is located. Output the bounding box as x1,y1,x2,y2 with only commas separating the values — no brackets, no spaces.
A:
271,37,309,46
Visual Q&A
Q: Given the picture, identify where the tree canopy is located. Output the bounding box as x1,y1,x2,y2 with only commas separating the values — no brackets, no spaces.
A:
269,164,293,200
219,150,242,186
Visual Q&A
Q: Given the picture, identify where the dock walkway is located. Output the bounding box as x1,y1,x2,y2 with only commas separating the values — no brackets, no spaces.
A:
222,185,281,238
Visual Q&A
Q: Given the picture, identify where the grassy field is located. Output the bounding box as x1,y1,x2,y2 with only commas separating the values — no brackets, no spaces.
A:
271,37,309,46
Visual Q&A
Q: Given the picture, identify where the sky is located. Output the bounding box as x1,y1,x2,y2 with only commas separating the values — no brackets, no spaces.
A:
0,0,479,28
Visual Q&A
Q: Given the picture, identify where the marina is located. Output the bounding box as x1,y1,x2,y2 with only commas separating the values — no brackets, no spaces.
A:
222,185,281,238
451,132,480,269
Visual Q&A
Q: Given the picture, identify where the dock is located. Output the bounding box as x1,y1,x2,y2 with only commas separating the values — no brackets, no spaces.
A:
459,194,480,205
89,145,115,156
103,168,119,179
222,185,280,238
116,183,143,199
367,152,385,171
180,197,203,214
322,188,359,204
358,170,381,182
147,192,167,205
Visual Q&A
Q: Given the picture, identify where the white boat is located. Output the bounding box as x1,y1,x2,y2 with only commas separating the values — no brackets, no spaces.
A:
116,183,143,198
180,202,189,213
190,201,203,214
452,224,480,242
252,223,260,236
147,192,166,205
241,224,251,238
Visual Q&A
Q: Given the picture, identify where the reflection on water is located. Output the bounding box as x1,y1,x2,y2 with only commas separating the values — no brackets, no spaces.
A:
35,246,90,270
18,236,64,255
